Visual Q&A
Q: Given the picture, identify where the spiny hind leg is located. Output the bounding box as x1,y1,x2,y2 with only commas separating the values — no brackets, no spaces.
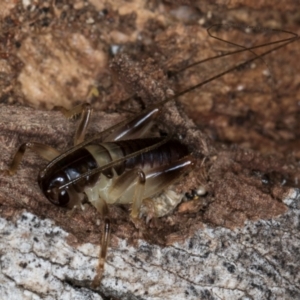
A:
138,156,195,218
54,103,92,145
91,214,111,288
85,186,111,287
107,168,146,219
110,155,195,220
1,142,60,176
130,170,146,219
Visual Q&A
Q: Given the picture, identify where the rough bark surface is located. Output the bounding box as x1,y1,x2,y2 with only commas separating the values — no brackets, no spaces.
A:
0,1,300,299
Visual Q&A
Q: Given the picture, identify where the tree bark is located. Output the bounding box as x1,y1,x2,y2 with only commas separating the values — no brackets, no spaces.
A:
0,1,300,299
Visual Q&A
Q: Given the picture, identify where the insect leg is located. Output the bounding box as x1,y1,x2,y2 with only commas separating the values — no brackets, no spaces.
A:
55,103,92,145
85,185,111,287
104,107,160,141
108,155,195,219
131,170,146,218
1,142,60,176
107,168,146,218
92,215,111,288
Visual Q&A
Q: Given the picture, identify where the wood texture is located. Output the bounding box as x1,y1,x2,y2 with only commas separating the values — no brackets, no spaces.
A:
0,1,300,299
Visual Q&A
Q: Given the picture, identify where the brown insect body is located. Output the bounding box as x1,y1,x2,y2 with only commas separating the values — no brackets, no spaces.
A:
38,137,193,217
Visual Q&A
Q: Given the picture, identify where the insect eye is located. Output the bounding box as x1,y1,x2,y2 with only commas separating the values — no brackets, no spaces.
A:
58,189,69,206
45,185,69,207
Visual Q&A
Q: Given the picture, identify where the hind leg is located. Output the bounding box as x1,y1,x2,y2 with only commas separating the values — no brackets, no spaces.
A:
54,103,92,145
85,185,111,287
109,155,195,219
91,213,110,288
1,142,60,176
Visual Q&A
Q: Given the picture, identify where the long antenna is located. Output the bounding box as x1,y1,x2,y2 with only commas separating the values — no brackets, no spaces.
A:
55,30,298,188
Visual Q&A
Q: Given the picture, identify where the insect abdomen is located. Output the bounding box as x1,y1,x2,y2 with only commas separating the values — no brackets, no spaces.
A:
88,137,190,175
86,138,192,207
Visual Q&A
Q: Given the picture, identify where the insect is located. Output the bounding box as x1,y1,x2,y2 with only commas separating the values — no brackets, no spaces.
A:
1,25,298,287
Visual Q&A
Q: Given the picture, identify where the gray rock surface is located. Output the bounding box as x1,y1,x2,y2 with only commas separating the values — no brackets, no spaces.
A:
1,189,299,300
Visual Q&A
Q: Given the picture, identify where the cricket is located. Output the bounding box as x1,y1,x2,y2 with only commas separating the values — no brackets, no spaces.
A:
0,24,298,287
